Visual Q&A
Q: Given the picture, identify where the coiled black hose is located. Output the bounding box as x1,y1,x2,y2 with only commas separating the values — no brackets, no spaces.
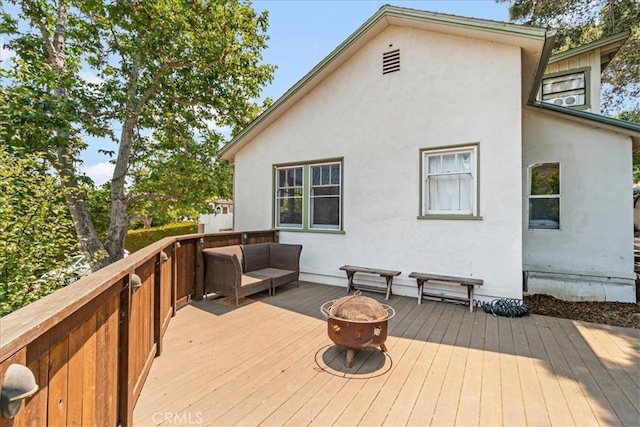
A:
481,298,530,317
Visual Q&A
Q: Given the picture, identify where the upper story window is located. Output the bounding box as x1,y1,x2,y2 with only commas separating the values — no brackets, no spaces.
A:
420,144,479,218
528,162,560,230
274,159,343,232
541,71,586,107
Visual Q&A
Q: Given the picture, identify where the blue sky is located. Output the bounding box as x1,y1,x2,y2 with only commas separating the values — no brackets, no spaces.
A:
79,1,512,184
254,0,509,101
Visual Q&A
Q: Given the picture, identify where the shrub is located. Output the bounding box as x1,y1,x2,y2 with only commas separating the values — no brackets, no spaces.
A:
125,222,199,253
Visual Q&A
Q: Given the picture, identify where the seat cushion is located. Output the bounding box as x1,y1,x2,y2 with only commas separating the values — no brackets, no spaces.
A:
249,268,297,288
238,274,270,298
241,243,271,272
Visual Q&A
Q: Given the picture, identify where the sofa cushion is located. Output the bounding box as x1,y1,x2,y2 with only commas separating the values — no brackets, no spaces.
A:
242,243,271,272
238,274,271,298
248,268,297,290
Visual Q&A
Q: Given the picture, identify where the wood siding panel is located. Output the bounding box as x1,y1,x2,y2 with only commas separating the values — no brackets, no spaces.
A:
67,325,85,426
81,313,97,427
0,348,27,427
130,259,157,407
24,352,48,427
160,250,173,338
176,241,196,304
47,337,69,427
96,295,120,426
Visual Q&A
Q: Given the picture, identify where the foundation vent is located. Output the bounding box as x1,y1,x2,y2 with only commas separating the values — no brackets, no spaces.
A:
382,49,400,75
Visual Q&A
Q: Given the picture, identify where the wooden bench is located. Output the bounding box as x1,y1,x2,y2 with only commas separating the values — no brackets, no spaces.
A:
339,265,401,300
408,272,483,312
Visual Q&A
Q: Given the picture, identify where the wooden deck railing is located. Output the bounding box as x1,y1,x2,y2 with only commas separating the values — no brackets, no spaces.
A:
0,230,278,427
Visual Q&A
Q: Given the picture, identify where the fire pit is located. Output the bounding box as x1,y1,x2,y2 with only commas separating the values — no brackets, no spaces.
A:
321,294,395,368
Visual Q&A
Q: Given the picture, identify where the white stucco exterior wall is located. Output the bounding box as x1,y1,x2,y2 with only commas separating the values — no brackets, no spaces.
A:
234,26,524,301
199,213,233,233
522,109,635,301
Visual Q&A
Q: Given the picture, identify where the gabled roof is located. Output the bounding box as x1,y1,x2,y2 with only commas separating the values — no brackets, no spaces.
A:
219,5,553,161
548,31,630,71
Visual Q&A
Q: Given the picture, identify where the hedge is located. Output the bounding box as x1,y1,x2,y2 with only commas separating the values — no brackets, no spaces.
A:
126,222,199,253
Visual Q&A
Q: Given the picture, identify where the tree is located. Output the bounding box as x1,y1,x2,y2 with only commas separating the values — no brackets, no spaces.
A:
1,0,274,267
0,147,79,315
497,0,639,116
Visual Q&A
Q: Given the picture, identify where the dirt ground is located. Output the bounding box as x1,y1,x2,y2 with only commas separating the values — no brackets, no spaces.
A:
524,288,640,329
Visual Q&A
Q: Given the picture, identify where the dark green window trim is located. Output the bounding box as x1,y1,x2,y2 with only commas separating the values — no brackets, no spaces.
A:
539,66,591,111
418,142,481,220
272,157,344,232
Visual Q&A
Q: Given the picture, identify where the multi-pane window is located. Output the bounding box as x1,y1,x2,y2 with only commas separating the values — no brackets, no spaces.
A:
310,163,341,229
529,162,560,230
541,71,586,107
276,166,303,228
274,160,342,231
422,146,477,216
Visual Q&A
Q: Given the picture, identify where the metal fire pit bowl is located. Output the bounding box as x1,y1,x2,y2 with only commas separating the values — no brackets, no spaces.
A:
321,297,395,368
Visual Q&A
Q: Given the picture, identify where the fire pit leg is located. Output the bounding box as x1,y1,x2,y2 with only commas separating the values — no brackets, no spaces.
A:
380,343,388,353
345,348,356,368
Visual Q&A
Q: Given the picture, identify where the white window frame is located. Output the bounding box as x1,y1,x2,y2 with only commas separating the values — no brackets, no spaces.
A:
309,162,341,230
422,145,478,217
528,162,561,230
275,165,303,229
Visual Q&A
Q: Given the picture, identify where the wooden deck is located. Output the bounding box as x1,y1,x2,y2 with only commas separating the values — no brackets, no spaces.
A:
133,281,640,426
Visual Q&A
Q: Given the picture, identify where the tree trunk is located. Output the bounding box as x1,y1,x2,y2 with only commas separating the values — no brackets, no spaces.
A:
105,117,135,261
105,57,141,261
32,0,107,265
55,148,106,263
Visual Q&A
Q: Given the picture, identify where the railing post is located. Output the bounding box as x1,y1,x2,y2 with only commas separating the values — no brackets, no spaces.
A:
171,242,180,317
195,237,204,301
154,253,163,357
117,277,132,426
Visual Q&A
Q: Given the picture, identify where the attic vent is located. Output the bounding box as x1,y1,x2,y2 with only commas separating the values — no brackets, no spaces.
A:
382,49,400,74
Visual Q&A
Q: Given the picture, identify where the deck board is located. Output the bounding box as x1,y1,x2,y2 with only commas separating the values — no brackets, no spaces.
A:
133,281,640,426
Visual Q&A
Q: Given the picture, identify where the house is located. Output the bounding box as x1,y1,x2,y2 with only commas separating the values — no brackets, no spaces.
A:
218,6,640,302
199,199,234,233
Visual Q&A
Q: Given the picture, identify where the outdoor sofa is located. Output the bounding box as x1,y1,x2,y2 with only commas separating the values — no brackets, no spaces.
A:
203,242,302,306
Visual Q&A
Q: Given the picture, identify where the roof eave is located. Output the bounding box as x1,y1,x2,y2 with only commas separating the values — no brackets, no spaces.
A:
527,101,640,149
547,31,630,65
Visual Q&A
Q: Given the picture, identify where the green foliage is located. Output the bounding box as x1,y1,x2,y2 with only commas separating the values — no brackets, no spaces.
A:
633,151,640,184
1,0,274,262
531,165,560,195
497,0,639,115
84,183,112,240
614,111,640,183
0,148,80,316
125,222,199,253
